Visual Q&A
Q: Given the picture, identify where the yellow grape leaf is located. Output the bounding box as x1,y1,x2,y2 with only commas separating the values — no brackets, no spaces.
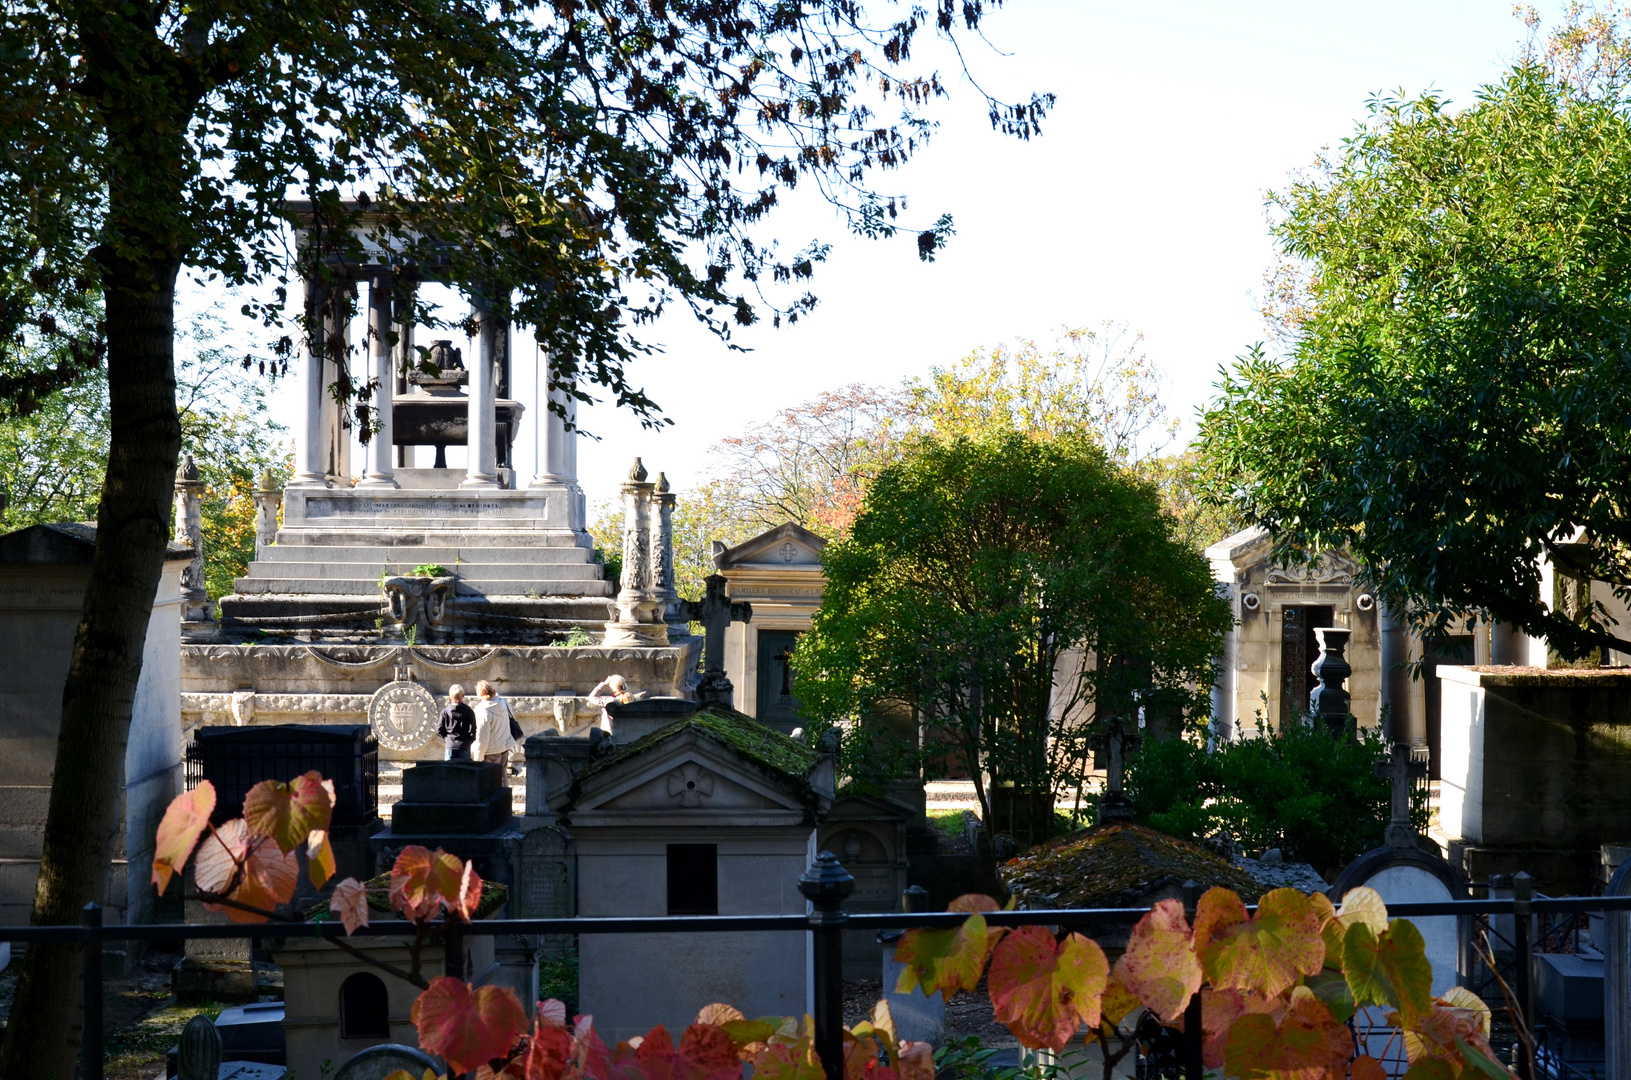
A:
152,782,217,894
1344,920,1433,1028
988,927,1108,1052
1114,898,1201,1023
1194,887,1325,998
751,1036,824,1080
894,911,992,997
1403,1061,1458,1080
1325,887,1390,968
306,829,336,889
1099,973,1142,1029
948,893,1008,947
242,771,335,854
847,999,897,1054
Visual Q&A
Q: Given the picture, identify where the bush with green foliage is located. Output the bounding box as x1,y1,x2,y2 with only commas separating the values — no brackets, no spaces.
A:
1124,714,1426,873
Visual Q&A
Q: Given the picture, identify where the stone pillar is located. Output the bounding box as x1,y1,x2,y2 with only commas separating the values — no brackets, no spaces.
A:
1378,602,1415,744
1309,626,1352,735
321,285,354,485
462,299,500,489
292,277,328,486
173,455,213,624
358,273,398,488
601,459,666,646
252,470,281,556
530,377,588,532
1605,859,1631,1080
651,473,686,636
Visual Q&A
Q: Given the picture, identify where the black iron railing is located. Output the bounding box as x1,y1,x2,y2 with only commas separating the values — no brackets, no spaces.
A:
11,885,1631,1080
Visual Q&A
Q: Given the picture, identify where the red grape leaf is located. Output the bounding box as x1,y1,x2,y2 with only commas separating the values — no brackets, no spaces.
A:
391,845,466,920
751,1038,823,1080
453,859,483,922
413,975,528,1073
1114,899,1201,1023
893,911,993,997
896,1042,934,1080
152,782,216,894
988,927,1108,1051
1344,920,1433,1028
679,1023,742,1080
1223,989,1352,1079
330,877,370,935
307,829,336,889
243,771,335,854
1099,973,1142,1029
1352,1056,1389,1080
1194,887,1325,997
1455,1036,1516,1080
203,831,297,923
515,1023,573,1080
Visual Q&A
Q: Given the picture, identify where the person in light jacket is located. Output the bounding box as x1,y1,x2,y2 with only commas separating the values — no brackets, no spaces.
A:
472,679,522,780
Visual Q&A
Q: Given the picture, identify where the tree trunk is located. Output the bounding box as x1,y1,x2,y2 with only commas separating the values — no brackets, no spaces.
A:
0,252,181,1080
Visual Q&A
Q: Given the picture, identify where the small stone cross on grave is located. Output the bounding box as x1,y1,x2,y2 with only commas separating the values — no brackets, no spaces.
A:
1094,714,1138,824
677,573,751,706
1375,741,1426,849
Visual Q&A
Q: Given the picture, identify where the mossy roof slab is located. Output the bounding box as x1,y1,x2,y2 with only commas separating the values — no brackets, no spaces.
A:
576,705,817,788
1000,823,1264,910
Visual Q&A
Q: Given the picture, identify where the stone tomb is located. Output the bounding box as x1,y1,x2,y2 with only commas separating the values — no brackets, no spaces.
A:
0,523,191,931
541,707,836,1042
713,523,826,731
1438,666,1631,894
818,794,914,980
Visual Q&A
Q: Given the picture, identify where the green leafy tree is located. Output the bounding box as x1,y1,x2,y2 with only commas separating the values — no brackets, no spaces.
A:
793,432,1230,830
1200,53,1631,660
0,0,1050,1066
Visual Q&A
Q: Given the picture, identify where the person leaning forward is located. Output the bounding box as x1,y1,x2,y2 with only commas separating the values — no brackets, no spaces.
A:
438,683,476,760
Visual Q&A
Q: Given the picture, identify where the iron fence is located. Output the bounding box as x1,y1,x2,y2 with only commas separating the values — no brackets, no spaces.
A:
8,877,1631,1080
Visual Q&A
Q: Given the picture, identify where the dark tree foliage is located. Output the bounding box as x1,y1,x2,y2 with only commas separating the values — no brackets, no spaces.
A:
1200,66,1631,660
0,0,1049,1069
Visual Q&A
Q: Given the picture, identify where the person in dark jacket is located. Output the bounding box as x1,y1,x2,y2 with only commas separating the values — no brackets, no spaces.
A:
437,684,476,760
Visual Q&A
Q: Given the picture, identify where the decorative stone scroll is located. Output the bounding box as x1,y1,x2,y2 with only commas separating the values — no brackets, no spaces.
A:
367,679,439,751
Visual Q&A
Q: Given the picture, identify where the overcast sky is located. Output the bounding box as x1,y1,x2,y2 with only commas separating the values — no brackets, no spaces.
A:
231,1,1535,509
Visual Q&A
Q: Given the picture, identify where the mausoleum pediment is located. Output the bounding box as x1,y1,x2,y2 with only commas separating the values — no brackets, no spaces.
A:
712,522,826,571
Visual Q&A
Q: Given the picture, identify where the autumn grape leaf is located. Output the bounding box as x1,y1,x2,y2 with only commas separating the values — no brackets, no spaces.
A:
1200,987,1279,1069
452,860,483,922
539,999,570,1029
243,771,335,854
1099,973,1141,1029
988,927,1108,1051
751,1038,824,1080
848,999,898,1055
306,829,336,889
894,912,992,996
194,819,299,922
1304,970,1356,1024
947,894,1006,941
1402,1060,1458,1080
1344,920,1433,1028
152,782,216,893
514,1021,573,1080
697,1004,745,1027
1114,898,1201,1023
721,1018,780,1055
1193,887,1324,997
392,845,466,920
1439,987,1492,1039
896,1041,934,1080
1223,988,1353,1079
330,877,370,935
1351,1055,1389,1080
412,976,528,1073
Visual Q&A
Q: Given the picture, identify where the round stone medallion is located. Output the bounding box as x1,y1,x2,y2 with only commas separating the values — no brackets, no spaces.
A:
367,680,438,752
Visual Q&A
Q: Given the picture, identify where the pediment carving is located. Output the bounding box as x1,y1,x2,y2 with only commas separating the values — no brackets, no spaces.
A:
1264,551,1360,587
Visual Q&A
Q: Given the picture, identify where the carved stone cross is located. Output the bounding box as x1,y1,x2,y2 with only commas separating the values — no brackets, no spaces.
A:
677,573,751,705
1374,741,1427,848
1095,713,1137,824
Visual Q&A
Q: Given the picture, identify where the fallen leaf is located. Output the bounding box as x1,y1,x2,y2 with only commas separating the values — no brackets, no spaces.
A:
152,782,216,894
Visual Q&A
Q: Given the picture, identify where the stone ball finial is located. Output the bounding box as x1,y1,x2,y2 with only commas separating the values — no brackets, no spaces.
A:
629,457,648,482
655,471,669,493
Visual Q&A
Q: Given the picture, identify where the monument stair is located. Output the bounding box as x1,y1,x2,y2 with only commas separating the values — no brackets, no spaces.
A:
231,576,612,597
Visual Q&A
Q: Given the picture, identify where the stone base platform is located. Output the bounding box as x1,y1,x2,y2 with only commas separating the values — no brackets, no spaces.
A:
180,641,702,762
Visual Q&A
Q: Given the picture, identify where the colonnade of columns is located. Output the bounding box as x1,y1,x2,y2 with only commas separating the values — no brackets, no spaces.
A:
288,271,580,495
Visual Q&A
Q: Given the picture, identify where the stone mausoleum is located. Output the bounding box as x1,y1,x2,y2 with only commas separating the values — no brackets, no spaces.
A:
179,203,702,756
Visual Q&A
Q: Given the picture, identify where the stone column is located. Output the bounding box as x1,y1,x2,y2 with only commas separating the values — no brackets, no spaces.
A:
358,273,398,487
291,277,328,486
533,381,574,485
601,459,667,646
173,454,213,624
1378,602,1416,744
651,473,686,636
252,470,281,557
462,299,500,489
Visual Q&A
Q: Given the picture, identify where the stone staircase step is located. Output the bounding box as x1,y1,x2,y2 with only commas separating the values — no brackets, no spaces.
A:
240,561,606,582
231,577,614,597
272,529,591,548
251,546,599,565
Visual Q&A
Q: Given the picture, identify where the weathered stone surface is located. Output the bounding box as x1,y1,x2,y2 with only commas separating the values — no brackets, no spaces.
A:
401,760,503,804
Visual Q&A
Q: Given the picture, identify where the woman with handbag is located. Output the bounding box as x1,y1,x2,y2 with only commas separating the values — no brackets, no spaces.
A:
472,679,521,782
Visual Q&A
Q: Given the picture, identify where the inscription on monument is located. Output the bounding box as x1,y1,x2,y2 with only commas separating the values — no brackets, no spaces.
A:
366,680,438,752
308,497,512,517
516,826,575,919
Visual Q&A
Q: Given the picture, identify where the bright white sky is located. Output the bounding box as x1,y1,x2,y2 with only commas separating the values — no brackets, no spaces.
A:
225,0,1534,508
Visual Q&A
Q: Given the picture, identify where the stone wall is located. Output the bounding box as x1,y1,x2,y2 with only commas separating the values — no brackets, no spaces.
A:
1440,666,1631,893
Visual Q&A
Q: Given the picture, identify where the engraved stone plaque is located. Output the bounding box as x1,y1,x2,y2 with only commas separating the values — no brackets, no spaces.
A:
367,680,438,752
516,825,575,920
